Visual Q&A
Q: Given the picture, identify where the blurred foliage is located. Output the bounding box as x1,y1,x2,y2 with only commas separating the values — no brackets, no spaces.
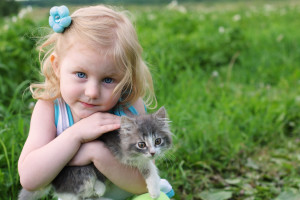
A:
0,0,20,17
0,17,39,117
0,15,39,200
136,10,246,76
0,1,300,199
19,0,250,7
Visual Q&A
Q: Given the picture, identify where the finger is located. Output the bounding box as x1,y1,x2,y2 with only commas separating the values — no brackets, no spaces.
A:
98,124,120,134
95,114,120,124
96,118,120,126
93,112,120,121
104,114,121,121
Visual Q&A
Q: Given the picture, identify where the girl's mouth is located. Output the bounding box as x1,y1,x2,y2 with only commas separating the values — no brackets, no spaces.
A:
80,101,96,108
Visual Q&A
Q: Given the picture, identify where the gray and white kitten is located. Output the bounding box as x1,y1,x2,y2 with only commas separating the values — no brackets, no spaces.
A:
19,106,172,200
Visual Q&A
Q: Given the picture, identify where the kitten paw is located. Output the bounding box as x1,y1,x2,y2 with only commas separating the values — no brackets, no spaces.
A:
150,192,160,199
148,186,161,199
94,181,106,196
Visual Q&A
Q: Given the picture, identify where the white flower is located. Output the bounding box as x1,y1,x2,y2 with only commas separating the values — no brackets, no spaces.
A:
3,24,9,31
28,102,35,110
212,70,219,77
18,5,33,19
27,6,33,12
167,0,187,13
264,4,274,12
167,0,178,9
177,6,187,13
147,14,156,21
218,26,225,34
289,121,295,127
12,16,17,22
18,9,26,19
233,14,241,21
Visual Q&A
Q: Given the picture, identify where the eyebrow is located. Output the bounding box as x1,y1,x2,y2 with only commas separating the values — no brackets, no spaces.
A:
102,67,123,77
103,71,120,77
74,65,87,72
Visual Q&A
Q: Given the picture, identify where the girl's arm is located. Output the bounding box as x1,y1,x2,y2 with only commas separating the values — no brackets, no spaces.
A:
68,98,148,194
69,140,147,194
93,98,148,194
92,141,148,194
18,100,120,191
69,141,147,194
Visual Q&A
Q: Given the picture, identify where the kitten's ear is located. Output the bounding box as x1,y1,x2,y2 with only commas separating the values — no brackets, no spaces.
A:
154,106,167,119
121,115,136,125
154,107,171,130
120,116,136,135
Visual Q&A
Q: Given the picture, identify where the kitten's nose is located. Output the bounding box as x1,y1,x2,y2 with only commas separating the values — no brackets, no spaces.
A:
151,152,155,157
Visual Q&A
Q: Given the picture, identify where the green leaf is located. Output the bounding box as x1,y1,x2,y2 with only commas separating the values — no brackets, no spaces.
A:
245,158,259,170
198,190,232,200
225,178,241,185
275,188,300,200
0,169,4,183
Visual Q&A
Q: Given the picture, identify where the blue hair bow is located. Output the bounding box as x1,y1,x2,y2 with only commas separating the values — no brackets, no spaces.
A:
49,5,72,33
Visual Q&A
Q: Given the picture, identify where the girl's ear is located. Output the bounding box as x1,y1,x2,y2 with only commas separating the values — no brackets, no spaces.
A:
50,53,60,77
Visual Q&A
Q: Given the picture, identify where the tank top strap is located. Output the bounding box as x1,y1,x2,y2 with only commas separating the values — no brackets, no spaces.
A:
128,105,139,115
54,98,74,136
65,103,74,126
110,104,147,116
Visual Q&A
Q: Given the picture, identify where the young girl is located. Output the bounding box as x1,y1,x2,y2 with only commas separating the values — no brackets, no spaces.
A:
18,5,173,200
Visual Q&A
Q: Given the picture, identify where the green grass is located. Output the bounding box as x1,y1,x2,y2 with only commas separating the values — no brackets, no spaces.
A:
1,1,300,199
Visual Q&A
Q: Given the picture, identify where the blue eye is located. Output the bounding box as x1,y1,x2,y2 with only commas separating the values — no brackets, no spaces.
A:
76,72,86,79
103,78,113,84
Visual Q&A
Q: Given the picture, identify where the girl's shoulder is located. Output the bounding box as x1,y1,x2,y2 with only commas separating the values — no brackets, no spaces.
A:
130,98,146,115
27,99,56,143
31,100,55,128
33,99,55,114
114,98,146,117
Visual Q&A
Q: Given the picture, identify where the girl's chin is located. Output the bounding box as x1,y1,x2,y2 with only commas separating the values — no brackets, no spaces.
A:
80,111,97,118
72,106,113,121
72,110,96,121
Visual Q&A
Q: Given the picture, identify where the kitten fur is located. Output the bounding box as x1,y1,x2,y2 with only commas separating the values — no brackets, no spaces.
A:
19,106,172,200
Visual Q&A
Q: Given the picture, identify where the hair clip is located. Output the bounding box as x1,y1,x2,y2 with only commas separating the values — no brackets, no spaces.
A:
49,5,72,33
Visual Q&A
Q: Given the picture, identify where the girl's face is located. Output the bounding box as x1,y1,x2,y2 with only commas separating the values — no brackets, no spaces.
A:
55,42,123,122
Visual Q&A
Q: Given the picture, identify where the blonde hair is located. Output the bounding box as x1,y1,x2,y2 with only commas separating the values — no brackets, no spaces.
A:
31,5,156,108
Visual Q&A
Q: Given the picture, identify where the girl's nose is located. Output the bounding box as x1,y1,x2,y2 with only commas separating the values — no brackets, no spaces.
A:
85,82,100,99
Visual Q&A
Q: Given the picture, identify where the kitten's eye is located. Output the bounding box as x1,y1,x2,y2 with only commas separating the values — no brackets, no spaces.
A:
138,142,146,149
76,72,86,79
155,138,162,146
103,78,113,84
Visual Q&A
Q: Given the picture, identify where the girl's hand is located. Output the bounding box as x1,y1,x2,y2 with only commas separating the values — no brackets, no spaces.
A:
71,112,120,143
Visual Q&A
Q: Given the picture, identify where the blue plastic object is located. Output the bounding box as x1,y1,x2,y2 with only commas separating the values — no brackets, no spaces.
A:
49,5,72,33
